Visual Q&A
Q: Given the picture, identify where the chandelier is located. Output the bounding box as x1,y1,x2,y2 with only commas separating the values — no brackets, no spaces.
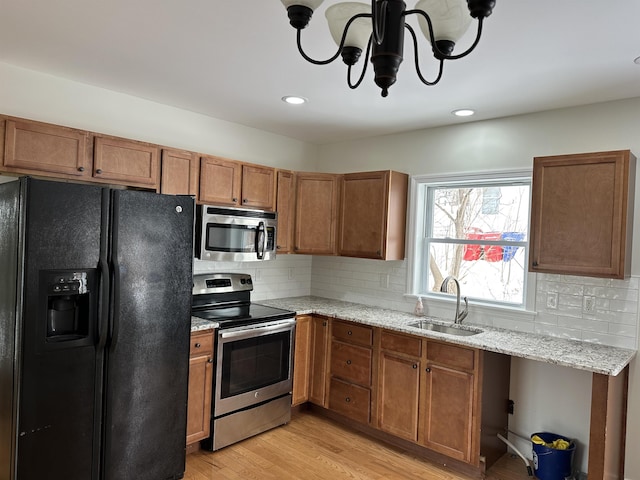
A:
279,0,495,97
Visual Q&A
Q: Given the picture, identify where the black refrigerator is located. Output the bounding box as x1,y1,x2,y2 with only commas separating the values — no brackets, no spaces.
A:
0,177,195,480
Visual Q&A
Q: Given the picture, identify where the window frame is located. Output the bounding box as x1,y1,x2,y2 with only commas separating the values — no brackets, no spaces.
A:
406,169,535,311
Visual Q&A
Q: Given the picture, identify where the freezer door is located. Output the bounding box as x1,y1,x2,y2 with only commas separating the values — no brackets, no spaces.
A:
103,190,194,480
13,178,105,480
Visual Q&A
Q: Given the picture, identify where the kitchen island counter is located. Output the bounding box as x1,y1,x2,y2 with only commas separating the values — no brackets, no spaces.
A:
260,296,635,376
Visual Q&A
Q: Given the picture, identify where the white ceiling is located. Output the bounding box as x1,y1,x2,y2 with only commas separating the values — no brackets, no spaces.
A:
2,1,640,145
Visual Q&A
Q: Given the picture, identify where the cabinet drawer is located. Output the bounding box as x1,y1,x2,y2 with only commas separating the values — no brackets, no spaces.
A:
329,378,370,424
331,341,372,386
190,331,214,356
381,330,422,357
427,341,475,371
332,320,373,346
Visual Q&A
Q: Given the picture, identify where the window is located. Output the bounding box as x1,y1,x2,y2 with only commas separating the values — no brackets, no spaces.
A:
408,171,531,308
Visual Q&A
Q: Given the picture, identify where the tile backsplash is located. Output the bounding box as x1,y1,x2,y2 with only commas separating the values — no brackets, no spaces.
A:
193,254,638,350
535,273,638,349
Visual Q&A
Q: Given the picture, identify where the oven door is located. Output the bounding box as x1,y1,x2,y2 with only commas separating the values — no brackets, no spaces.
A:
214,318,295,417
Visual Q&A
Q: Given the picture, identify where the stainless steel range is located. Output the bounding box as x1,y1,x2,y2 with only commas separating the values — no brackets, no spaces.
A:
191,273,296,451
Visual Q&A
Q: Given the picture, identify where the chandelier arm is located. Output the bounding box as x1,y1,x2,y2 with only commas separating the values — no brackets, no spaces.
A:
404,10,485,60
371,0,387,46
295,13,373,65
446,18,484,60
348,35,373,89
405,23,444,86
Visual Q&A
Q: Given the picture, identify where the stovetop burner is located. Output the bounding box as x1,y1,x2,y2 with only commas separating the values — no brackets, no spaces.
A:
192,273,295,328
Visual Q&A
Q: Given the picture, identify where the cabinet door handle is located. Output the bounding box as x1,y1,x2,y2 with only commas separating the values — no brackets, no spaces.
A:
347,331,352,336
232,197,238,202
345,397,351,403
346,360,352,365
78,166,85,172
413,364,418,369
532,261,539,267
207,358,214,363
96,169,102,174
322,321,327,327
195,343,201,348
426,367,431,373
243,198,248,204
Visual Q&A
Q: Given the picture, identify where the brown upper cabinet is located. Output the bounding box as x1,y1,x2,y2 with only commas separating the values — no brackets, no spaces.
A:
529,150,636,279
2,117,90,179
294,172,340,255
199,155,275,210
93,136,160,189
161,148,199,196
275,170,295,253
339,170,408,260
241,164,276,210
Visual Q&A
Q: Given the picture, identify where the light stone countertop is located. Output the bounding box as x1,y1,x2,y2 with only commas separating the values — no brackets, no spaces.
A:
190,317,218,332
258,296,636,376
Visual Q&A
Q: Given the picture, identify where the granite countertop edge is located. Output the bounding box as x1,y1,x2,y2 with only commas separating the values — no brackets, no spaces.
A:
257,296,636,377
191,317,219,332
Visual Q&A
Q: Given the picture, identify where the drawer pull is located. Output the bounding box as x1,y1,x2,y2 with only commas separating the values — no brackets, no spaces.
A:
345,397,351,403
347,331,352,336
195,343,201,348
346,360,352,365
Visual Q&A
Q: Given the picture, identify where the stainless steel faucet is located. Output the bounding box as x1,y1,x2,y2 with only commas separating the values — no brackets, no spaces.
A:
440,276,468,324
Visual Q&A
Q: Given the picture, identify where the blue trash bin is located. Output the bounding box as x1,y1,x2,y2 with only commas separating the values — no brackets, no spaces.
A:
531,432,575,480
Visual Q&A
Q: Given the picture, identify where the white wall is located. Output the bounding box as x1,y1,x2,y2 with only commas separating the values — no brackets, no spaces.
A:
2,60,639,478
0,62,318,171
315,99,640,478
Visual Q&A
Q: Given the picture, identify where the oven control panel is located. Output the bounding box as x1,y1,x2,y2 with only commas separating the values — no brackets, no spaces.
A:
193,273,253,295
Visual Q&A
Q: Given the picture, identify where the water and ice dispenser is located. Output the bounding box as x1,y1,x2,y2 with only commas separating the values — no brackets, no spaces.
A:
41,270,96,343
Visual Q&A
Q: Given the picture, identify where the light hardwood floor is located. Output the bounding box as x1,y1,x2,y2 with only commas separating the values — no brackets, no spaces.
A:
184,410,531,480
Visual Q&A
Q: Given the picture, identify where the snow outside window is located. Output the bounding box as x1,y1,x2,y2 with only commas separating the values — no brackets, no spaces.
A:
408,171,532,308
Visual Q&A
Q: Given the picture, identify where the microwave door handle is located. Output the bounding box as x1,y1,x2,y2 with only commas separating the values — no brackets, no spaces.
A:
256,221,266,259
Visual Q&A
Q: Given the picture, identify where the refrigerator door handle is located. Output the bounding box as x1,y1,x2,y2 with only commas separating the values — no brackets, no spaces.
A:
98,188,111,349
109,191,121,349
97,257,110,348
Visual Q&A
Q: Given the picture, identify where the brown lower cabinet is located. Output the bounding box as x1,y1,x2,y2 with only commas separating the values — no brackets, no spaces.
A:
298,315,511,473
292,315,311,406
186,330,214,445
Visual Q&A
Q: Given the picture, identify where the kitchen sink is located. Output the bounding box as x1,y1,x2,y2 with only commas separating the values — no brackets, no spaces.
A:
406,320,483,336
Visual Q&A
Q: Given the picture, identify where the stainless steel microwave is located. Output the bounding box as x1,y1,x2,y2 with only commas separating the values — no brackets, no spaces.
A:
195,205,277,262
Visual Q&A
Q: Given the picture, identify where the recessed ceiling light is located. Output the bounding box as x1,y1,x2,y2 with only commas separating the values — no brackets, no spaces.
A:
282,96,307,105
452,109,475,117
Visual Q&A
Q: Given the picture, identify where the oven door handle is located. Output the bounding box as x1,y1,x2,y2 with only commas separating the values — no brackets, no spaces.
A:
219,319,296,340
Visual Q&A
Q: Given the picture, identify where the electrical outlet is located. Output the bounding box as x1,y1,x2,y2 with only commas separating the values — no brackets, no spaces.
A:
546,292,558,309
255,269,262,282
379,273,389,288
288,267,295,280
583,295,595,313
508,399,514,415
